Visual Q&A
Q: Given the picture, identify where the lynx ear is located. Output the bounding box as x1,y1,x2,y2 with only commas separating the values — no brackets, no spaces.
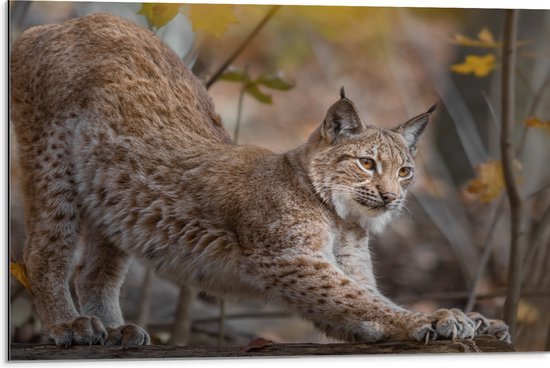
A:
393,104,436,156
321,88,364,143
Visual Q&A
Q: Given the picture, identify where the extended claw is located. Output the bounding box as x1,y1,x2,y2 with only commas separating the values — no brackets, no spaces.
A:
424,330,437,345
497,331,511,343
475,320,482,332
451,324,458,341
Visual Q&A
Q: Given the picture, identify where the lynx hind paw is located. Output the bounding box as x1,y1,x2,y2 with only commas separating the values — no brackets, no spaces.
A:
430,309,476,340
48,316,108,347
105,324,150,346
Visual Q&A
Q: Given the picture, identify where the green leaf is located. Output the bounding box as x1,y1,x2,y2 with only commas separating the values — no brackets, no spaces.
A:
256,72,295,90
219,67,249,83
245,84,272,104
138,3,181,30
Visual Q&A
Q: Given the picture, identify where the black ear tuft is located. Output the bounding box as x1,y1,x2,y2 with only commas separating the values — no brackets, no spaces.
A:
340,86,346,99
426,103,437,114
392,107,434,156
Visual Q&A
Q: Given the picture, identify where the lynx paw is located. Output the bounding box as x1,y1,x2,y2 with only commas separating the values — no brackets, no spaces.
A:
467,312,510,342
430,309,476,340
409,322,438,344
48,316,108,347
486,319,511,343
105,324,150,346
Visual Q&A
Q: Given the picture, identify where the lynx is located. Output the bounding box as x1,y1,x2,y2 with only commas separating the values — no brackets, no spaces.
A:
10,13,509,347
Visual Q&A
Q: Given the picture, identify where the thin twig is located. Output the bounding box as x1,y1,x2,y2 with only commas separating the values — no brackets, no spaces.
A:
517,69,550,156
168,284,194,346
500,9,527,342
233,69,248,143
206,5,281,89
523,204,550,273
464,196,506,312
481,90,500,135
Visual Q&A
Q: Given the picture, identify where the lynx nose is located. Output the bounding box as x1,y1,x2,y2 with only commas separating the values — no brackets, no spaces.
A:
381,192,398,204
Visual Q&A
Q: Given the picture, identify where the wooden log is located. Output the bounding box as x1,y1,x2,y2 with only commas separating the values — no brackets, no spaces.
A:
10,336,514,360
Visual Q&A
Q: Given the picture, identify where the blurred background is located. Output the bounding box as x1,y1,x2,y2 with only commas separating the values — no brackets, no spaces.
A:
9,1,550,352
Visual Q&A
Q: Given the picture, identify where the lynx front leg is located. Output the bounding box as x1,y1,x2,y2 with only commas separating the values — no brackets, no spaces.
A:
249,253,487,343
75,226,150,345
248,253,431,342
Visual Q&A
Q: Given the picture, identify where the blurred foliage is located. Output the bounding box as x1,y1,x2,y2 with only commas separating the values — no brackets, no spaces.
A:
466,160,523,202
185,4,239,38
525,116,550,134
452,27,500,48
138,3,239,37
450,54,496,77
220,66,295,105
138,3,180,30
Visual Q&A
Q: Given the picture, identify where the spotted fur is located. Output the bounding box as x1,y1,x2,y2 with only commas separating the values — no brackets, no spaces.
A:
10,13,509,347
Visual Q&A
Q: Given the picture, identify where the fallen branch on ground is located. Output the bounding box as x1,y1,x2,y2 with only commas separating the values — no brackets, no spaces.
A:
10,336,514,360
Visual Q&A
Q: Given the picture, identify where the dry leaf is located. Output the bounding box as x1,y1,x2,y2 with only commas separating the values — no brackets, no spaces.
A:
452,27,500,48
239,337,272,353
138,3,181,30
10,262,30,290
525,116,550,129
189,4,239,38
477,27,496,44
450,54,496,77
517,301,539,325
466,160,522,203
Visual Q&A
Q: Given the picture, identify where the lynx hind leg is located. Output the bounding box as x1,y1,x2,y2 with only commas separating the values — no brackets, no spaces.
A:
18,123,109,346
75,226,150,346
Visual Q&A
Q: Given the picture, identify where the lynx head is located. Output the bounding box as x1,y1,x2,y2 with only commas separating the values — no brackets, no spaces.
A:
306,87,435,233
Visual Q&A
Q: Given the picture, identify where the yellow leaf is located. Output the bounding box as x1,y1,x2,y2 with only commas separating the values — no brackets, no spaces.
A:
517,301,539,325
188,4,239,39
10,262,30,290
477,27,495,44
450,54,496,77
524,116,550,129
452,27,500,48
466,160,522,203
138,3,181,30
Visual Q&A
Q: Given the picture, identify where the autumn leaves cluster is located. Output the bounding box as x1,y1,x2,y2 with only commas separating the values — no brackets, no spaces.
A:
451,27,546,203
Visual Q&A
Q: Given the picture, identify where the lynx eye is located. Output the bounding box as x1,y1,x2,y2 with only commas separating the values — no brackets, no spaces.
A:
359,158,376,171
398,167,412,178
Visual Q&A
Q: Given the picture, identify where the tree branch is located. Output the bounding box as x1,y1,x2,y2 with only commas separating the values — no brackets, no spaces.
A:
9,336,514,360
500,9,527,342
206,5,281,89
464,196,506,312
